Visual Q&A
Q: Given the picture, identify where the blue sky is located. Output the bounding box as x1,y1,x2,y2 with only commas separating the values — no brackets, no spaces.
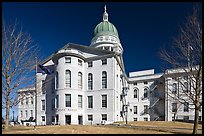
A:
2,2,201,119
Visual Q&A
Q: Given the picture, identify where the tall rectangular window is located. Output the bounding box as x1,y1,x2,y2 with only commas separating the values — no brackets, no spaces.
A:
42,100,45,111
78,95,82,108
21,111,23,118
88,62,93,67
183,82,189,93
172,83,177,94
26,97,29,104
30,110,33,117
172,103,177,112
21,99,23,105
144,88,148,98
31,97,33,104
134,89,138,98
102,95,107,108
56,95,59,108
78,72,83,89
65,57,71,63
101,114,107,121
102,59,107,65
184,102,189,112
65,94,71,107
88,96,93,108
144,105,148,114
88,73,93,90
65,70,71,88
102,71,107,89
134,106,137,114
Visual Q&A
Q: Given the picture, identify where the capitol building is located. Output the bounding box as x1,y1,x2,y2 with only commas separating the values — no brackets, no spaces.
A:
18,6,202,125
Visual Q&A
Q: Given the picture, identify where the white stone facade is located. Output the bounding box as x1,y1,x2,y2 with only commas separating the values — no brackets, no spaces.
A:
18,7,202,125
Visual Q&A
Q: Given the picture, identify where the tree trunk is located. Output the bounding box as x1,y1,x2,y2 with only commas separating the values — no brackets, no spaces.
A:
5,99,10,130
192,105,199,134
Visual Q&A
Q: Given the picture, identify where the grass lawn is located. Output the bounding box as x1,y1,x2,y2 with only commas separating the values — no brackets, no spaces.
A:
2,121,202,134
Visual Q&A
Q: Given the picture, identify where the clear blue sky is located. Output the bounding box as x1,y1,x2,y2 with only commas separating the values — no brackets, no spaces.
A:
2,2,201,119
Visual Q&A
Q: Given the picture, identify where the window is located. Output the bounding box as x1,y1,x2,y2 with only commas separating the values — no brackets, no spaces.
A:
88,96,93,108
25,110,28,118
31,97,33,104
56,72,59,89
184,102,189,112
21,111,23,118
65,94,71,107
144,81,148,84
42,80,46,94
102,71,107,89
26,97,29,104
144,117,148,121
88,62,93,67
78,59,82,66
144,105,149,114
65,70,71,88
30,110,33,117
183,82,188,93
102,114,107,121
52,116,55,122
78,95,82,108
88,115,93,121
144,88,148,98
134,106,137,114
56,95,59,108
65,57,71,63
42,100,45,111
42,116,45,121
78,72,83,89
199,116,201,121
133,82,137,86
21,99,23,105
172,83,177,94
184,75,188,81
102,59,107,65
134,118,137,121
52,99,55,110
134,89,138,98
51,78,55,93
183,116,189,121
172,103,177,112
102,95,107,108
88,73,93,90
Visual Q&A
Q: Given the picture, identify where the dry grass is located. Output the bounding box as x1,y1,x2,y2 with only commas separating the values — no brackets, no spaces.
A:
2,121,202,134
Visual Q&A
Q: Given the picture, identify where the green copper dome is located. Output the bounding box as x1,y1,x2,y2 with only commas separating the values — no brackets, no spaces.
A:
93,21,119,37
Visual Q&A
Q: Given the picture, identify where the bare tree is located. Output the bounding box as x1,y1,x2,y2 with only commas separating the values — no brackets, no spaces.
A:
2,20,40,130
160,5,202,134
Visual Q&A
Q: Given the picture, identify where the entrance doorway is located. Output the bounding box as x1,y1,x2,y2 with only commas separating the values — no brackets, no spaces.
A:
65,115,71,125
78,116,83,125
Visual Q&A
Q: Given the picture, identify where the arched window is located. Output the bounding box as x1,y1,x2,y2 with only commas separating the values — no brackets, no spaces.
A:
88,73,93,90
172,83,177,94
56,72,59,89
65,70,71,88
78,72,83,89
144,88,148,98
134,88,138,98
102,71,107,89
